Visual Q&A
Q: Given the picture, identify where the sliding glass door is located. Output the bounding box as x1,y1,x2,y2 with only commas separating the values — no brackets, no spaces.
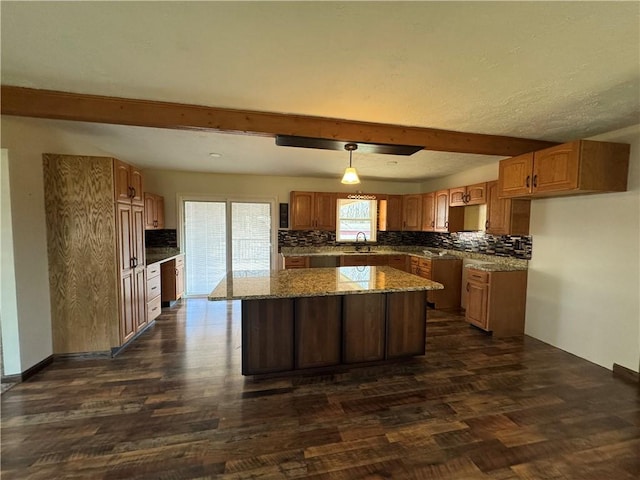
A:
183,199,274,296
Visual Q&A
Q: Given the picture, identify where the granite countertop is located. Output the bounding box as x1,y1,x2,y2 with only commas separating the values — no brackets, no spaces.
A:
465,263,528,272
208,266,444,301
146,248,182,265
280,246,528,269
281,247,458,260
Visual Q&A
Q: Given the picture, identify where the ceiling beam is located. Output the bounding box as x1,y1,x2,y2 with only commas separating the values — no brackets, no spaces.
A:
1,86,557,156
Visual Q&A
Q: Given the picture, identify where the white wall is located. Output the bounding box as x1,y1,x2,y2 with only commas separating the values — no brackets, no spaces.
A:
1,149,22,375
144,170,422,229
526,125,640,372
0,143,54,374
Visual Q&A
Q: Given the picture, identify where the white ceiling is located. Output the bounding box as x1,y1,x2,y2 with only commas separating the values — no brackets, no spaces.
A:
1,1,639,182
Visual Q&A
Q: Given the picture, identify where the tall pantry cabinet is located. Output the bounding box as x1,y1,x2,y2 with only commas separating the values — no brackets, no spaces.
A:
43,154,147,354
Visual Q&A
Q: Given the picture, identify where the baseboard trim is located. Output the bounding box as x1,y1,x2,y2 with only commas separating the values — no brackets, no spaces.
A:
1,354,54,384
613,363,640,385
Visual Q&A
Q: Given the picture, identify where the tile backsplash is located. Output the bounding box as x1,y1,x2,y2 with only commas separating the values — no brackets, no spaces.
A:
147,228,532,259
145,229,177,248
278,230,532,260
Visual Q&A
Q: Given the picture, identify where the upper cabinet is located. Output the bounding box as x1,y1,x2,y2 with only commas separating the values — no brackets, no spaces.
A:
402,194,423,231
144,192,165,230
421,192,436,232
498,140,630,198
449,182,487,206
485,181,531,236
114,159,144,206
379,195,403,231
290,191,336,230
434,189,464,233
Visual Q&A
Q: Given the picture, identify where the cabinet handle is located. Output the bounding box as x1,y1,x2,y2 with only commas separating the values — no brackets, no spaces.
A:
175,269,179,276
466,283,470,292
533,175,538,188
431,221,434,227
445,221,449,228
485,220,489,229
464,193,470,203
129,257,135,269
526,175,531,188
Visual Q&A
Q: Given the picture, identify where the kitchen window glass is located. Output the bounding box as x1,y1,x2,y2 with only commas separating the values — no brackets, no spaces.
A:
336,198,377,242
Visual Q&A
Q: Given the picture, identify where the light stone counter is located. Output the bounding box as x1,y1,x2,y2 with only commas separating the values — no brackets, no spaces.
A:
208,266,443,301
464,263,527,272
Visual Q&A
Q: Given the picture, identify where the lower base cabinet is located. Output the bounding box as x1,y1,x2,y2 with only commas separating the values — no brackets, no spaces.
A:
465,268,528,337
240,291,427,375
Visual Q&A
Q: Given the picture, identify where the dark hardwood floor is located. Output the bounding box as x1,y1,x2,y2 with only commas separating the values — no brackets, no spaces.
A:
2,299,638,479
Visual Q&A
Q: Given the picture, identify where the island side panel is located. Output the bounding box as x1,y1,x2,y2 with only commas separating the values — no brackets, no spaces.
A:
343,293,386,363
295,296,342,369
386,291,427,359
241,298,294,375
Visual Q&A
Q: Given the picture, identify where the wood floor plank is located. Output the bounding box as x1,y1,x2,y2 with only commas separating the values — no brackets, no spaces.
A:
1,299,638,479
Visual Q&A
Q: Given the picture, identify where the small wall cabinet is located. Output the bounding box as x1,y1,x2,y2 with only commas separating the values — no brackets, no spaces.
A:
402,194,423,231
144,193,165,230
449,182,487,207
498,140,629,198
485,180,531,236
290,191,336,230
465,268,528,337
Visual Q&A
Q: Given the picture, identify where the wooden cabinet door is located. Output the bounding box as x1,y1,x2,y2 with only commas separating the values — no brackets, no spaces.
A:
295,296,341,369
466,183,487,205
155,196,165,229
116,203,133,272
434,190,450,232
315,192,336,230
402,194,422,231
486,180,531,236
144,193,156,229
132,205,145,267
386,291,426,358
388,255,408,272
486,180,509,235
385,195,403,231
119,272,136,343
498,153,534,198
449,187,467,207
340,255,369,266
242,298,294,375
175,256,185,299
532,142,580,194
466,280,489,330
343,294,386,363
129,165,144,206
134,267,147,331
114,159,132,203
290,191,315,229
421,192,435,231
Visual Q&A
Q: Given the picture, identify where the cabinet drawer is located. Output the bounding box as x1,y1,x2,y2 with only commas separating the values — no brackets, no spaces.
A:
175,255,185,267
147,274,161,299
410,256,420,266
147,263,161,279
147,295,162,322
467,269,489,284
285,256,309,268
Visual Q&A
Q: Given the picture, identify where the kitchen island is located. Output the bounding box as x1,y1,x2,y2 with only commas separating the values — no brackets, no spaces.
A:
209,266,443,375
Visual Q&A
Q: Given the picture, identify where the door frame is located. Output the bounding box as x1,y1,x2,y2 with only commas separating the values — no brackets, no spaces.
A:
177,193,279,293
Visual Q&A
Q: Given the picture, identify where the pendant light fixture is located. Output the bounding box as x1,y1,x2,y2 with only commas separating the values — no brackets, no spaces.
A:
341,143,360,184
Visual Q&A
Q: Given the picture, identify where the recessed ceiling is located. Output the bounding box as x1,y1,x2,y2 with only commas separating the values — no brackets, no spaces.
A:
1,1,638,181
